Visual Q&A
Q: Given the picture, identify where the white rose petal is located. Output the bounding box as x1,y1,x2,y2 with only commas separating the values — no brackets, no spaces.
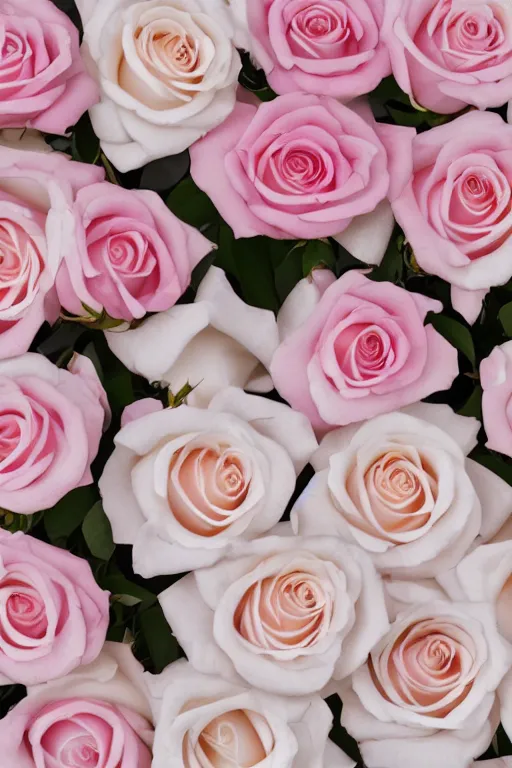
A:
159,534,389,696
293,405,512,578
78,0,242,171
106,266,279,408
100,392,316,576
146,659,355,767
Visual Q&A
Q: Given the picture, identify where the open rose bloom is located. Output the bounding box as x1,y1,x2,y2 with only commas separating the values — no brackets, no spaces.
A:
147,659,356,768
340,601,512,768
0,643,154,768
0,0,98,132
0,145,103,358
190,93,411,252
160,533,389,696
481,341,512,458
293,403,512,578
383,0,512,113
229,0,391,100
390,110,512,324
270,270,459,431
100,387,317,576
76,0,242,171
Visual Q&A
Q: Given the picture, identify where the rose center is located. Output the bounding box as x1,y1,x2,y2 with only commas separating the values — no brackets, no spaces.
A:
106,231,150,274
2,582,48,640
0,30,25,65
0,413,21,458
60,735,100,768
134,20,203,83
235,568,332,650
196,710,271,767
0,219,43,302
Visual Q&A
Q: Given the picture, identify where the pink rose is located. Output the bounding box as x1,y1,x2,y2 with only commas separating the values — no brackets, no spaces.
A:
481,341,512,458
56,183,213,322
0,144,103,358
340,601,512,768
0,642,153,768
390,111,512,324
0,530,108,686
0,353,108,514
0,0,98,133
382,0,512,114
234,0,390,100
190,93,411,244
270,270,459,431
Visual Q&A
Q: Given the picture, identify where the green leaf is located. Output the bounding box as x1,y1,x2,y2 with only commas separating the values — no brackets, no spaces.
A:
139,605,181,673
370,232,404,284
471,449,512,486
427,313,476,366
458,385,482,419
499,301,512,336
167,177,219,237
102,574,156,606
234,237,281,312
71,113,100,165
302,240,336,277
275,242,305,304
82,502,115,560
44,486,98,543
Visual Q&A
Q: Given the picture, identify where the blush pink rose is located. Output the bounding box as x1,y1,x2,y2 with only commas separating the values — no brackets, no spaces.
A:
190,93,412,242
56,183,213,322
0,143,103,358
0,643,154,768
0,530,108,686
270,270,459,431
340,601,512,768
237,0,391,99
0,0,98,132
481,341,512,458
390,111,512,324
0,353,108,515
382,0,512,114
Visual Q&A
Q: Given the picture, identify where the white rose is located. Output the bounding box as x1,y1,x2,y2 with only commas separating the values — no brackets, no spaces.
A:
146,659,355,767
339,601,512,768
472,762,512,768
76,0,241,171
292,403,512,578
105,266,280,408
159,533,389,696
100,387,317,576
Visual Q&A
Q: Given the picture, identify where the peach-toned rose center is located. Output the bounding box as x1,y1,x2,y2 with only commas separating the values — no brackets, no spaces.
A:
134,21,203,86
235,569,333,650
371,618,476,717
183,709,274,768
345,448,438,541
167,443,251,537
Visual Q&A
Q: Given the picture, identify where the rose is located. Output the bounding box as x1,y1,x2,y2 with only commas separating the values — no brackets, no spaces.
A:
0,530,108,686
56,183,213,322
389,111,512,325
0,144,103,359
159,533,388,696
230,0,391,100
293,403,512,577
147,659,356,768
105,266,280,408
382,0,512,114
0,353,108,515
100,387,317,576
76,0,241,172
0,0,98,133
481,341,512,458
270,270,459,432
190,93,411,250
0,642,154,767
339,601,512,768
472,762,512,768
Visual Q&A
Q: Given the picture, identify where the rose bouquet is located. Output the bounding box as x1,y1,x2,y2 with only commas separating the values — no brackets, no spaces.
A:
1,0,512,767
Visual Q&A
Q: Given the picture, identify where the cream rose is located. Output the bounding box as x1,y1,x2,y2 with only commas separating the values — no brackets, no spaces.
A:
100,387,317,576
146,659,356,767
340,601,512,768
76,0,241,171
105,266,279,408
293,403,512,578
159,533,389,696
